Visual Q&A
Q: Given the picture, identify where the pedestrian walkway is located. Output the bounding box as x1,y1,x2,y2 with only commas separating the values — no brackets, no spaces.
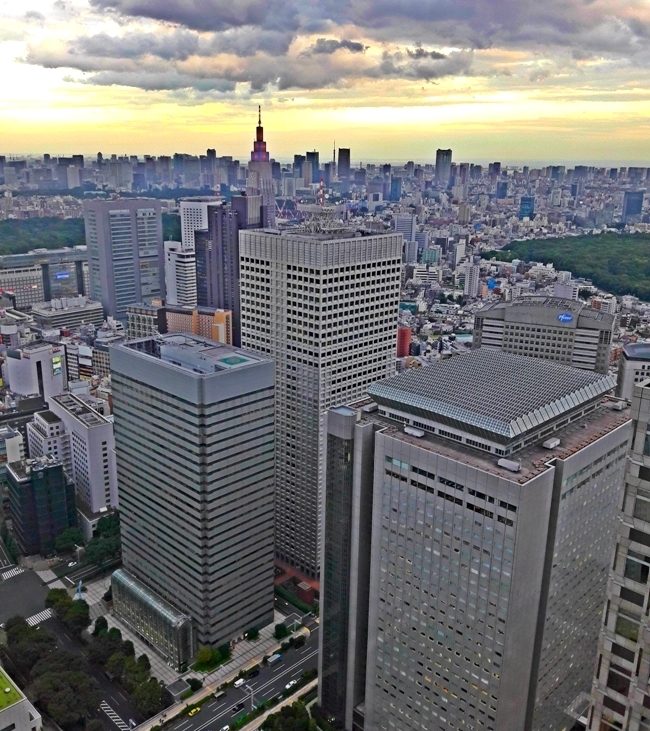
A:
34,568,67,588
26,607,54,626
100,700,130,731
1,566,25,581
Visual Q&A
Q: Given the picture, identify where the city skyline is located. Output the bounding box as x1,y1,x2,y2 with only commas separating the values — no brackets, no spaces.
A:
1,1,649,162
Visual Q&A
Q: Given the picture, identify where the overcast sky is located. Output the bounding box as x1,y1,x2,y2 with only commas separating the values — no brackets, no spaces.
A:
2,0,649,163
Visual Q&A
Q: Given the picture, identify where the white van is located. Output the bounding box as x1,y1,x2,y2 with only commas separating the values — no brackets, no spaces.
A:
234,678,245,688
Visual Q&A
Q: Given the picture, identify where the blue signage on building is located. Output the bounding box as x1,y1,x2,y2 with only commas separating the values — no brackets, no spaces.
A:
557,312,573,324
55,271,70,280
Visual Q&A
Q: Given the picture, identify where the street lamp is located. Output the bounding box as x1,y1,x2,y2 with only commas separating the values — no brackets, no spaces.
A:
244,684,256,712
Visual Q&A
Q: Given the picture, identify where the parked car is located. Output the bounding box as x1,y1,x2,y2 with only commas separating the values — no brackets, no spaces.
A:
188,707,200,717
285,679,298,691
234,678,245,688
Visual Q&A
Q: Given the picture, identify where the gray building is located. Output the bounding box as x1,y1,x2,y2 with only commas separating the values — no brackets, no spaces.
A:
31,296,104,330
617,342,650,402
0,666,41,731
110,334,275,668
320,350,631,731
588,380,650,731
473,296,615,373
0,246,88,309
83,198,162,320
240,224,402,577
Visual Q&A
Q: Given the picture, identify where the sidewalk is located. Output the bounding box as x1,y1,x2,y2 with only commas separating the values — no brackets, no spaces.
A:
239,678,318,730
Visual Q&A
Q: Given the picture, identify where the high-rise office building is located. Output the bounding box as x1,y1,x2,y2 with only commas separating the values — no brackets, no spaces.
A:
519,194,536,219
435,148,452,186
463,262,480,298
163,240,197,307
179,197,219,248
110,334,275,668
306,150,320,184
83,198,163,320
247,106,275,226
196,194,267,346
473,296,615,373
239,224,402,577
7,455,76,556
320,350,632,731
338,148,351,180
622,190,645,224
588,380,650,731
3,341,66,401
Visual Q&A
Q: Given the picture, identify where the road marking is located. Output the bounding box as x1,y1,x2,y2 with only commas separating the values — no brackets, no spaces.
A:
1,566,25,581
26,608,54,627
100,700,130,731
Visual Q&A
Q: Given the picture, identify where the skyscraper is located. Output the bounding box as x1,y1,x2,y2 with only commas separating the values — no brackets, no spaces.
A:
306,150,320,183
163,240,197,307
435,148,452,186
338,148,351,180
195,194,267,346
239,222,402,577
179,197,219,248
247,106,275,226
519,194,536,219
320,350,632,731
622,190,645,223
83,198,163,320
588,380,650,731
110,334,275,668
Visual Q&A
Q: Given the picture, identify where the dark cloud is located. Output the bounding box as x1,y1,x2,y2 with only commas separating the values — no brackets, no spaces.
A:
407,47,446,60
309,38,366,54
24,11,45,21
88,0,301,33
87,69,236,92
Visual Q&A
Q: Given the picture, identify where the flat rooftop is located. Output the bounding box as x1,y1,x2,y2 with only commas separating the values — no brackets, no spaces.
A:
624,342,650,361
359,396,631,485
51,393,108,427
121,334,263,375
368,350,615,440
477,296,613,324
0,667,23,711
37,410,62,425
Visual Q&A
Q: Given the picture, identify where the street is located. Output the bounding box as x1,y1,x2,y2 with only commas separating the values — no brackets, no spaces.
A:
166,626,319,731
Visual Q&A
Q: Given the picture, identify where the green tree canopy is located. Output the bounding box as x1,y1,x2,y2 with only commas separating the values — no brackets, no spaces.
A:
55,527,84,554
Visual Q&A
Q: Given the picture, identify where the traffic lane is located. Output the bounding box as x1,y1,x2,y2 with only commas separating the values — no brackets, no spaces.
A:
170,644,318,731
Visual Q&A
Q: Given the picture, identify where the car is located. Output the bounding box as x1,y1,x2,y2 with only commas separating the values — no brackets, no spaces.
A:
285,679,298,691
129,721,136,729
232,703,245,713
247,668,260,678
233,678,245,688
67,561,77,567
219,726,230,731
188,707,200,717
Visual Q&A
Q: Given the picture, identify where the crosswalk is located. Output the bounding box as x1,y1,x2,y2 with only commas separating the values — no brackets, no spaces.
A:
1,566,25,581
100,701,130,731
26,608,54,627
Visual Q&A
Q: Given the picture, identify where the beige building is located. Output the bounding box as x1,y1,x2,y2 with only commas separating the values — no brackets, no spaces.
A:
165,306,232,345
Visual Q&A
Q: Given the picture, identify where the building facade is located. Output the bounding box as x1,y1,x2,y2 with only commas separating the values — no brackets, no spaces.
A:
588,380,650,731
7,456,76,556
618,343,650,402
163,241,197,307
320,350,631,731
473,296,615,373
239,226,402,577
31,296,104,330
110,335,275,664
0,667,42,731
83,198,162,320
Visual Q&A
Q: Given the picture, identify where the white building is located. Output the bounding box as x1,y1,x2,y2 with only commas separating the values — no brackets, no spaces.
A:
3,341,65,401
164,240,197,307
179,197,219,249
617,342,650,401
27,410,71,477
463,263,480,298
239,224,402,577
0,666,41,731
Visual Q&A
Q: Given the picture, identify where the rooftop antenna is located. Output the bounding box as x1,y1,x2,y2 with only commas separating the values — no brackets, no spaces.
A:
258,105,261,126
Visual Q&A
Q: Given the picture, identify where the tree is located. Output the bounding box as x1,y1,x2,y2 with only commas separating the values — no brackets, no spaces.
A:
122,640,135,657
93,616,108,636
46,588,73,614
274,623,289,640
55,527,84,554
137,653,151,672
64,600,91,635
195,645,213,666
86,721,104,731
6,620,57,677
246,627,260,640
32,650,79,679
132,677,166,718
30,670,99,729
106,652,127,679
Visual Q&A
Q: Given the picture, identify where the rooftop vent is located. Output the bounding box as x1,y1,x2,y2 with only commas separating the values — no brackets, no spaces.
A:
542,437,561,449
404,426,425,438
497,458,521,473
